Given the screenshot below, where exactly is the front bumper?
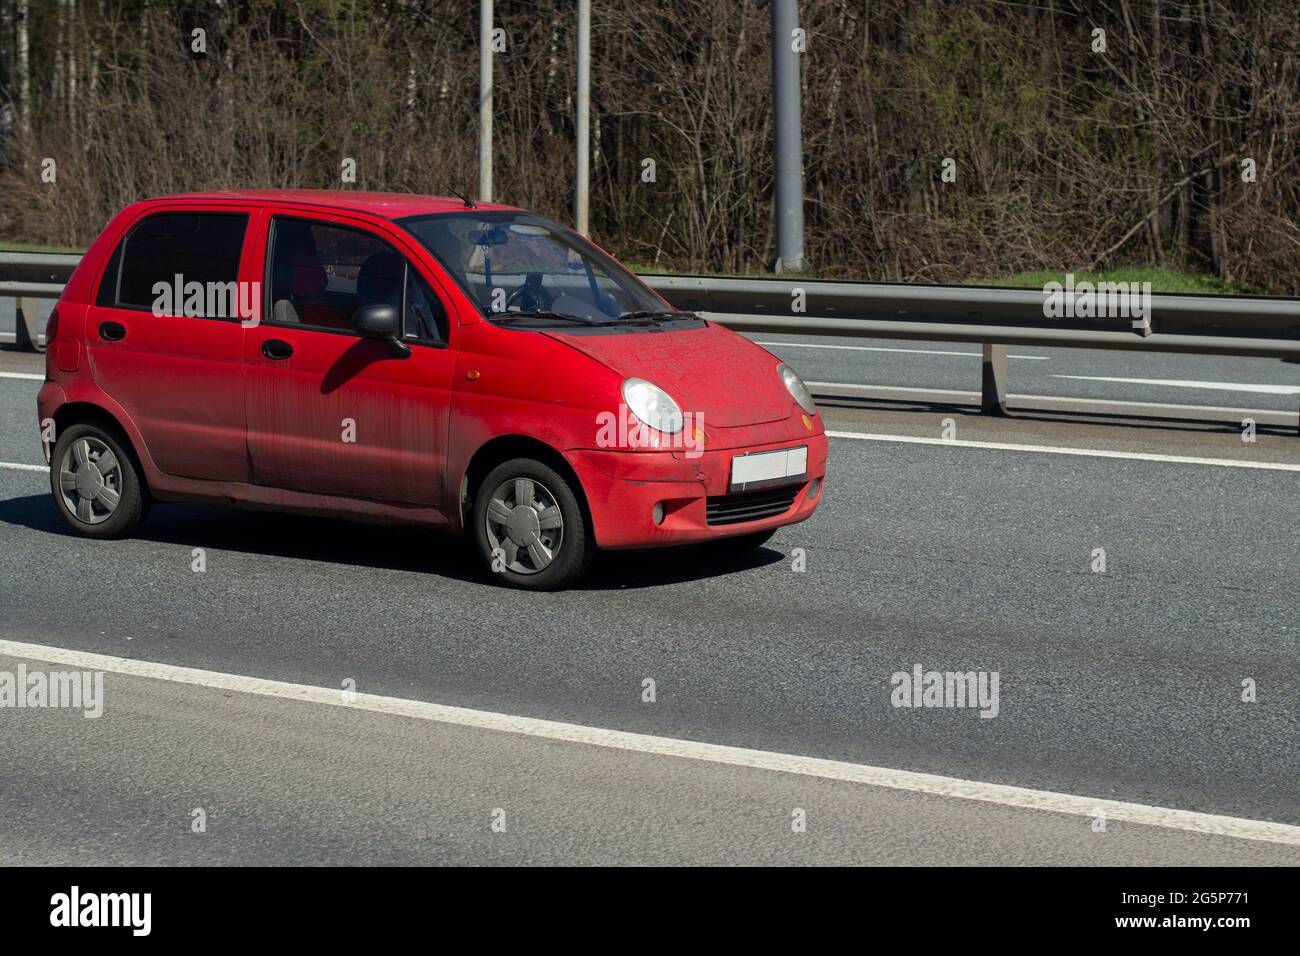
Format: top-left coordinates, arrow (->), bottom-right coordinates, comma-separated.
566,433 -> 828,549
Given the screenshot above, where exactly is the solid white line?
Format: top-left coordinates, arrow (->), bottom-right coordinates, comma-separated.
1055,374 -> 1300,395
6,432 -> 1294,479
808,381 -> 1294,418
757,340 -> 1047,359
0,371 -> 43,381
827,430 -> 1300,471
1,637 -> 1297,848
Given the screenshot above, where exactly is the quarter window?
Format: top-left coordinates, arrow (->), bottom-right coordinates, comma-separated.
95,240 -> 124,307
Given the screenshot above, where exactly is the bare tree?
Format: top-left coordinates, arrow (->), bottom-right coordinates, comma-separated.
0,0 -> 1296,293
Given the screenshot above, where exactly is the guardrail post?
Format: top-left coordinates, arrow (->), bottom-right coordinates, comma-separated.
15,296 -> 43,352
981,343 -> 1008,415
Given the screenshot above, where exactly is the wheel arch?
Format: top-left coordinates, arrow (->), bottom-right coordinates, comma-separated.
51,402 -> 151,496
459,434 -> 591,534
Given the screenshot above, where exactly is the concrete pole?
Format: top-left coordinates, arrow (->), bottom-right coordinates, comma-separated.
575,0 -> 591,235
770,0 -> 805,272
478,0 -> 493,202
15,297 -> 43,352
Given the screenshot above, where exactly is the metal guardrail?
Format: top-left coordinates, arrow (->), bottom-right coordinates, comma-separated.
0,252 -> 83,350
643,274 -> 1300,422
3,252 -> 1297,424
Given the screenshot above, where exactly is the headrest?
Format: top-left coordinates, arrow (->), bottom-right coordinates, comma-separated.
357,251 -> 403,304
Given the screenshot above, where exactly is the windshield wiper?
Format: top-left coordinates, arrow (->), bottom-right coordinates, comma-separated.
492,310 -> 608,327
616,309 -> 699,322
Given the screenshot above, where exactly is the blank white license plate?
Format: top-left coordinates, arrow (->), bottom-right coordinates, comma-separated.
729,446 -> 808,491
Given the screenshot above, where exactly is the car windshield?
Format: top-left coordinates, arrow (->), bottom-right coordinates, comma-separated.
397,210 -> 669,324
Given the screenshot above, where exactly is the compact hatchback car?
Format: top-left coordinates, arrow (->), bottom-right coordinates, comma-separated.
38,190 -> 827,589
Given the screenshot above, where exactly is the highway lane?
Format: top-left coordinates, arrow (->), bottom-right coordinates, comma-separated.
0,359 -> 43,468
2,649 -> 1295,866
0,360 -> 1296,866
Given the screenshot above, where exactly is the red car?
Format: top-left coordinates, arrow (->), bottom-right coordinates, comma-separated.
37,190 -> 827,589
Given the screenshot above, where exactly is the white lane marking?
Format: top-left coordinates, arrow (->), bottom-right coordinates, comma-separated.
757,341 -> 1046,360
6,425 -> 1296,482
1055,375 -> 1300,395
1,638 -> 1298,848
0,371 -> 43,381
809,381 -> 972,394
827,430 -> 1300,472
808,381 -> 1294,418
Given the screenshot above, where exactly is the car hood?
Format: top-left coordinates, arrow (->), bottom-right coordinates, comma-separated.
546,322 -> 793,427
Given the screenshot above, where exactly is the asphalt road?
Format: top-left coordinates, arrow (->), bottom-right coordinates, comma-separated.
0,347 -> 1296,865
4,651 -> 1296,866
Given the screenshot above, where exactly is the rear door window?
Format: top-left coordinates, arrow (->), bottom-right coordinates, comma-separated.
114,212 -> 249,317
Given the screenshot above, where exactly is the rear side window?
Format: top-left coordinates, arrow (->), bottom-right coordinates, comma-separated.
114,212 -> 248,317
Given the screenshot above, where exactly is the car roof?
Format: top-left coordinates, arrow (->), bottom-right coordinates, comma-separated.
146,189 -> 521,219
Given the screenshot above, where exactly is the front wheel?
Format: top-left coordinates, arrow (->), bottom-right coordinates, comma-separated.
472,458 -> 593,590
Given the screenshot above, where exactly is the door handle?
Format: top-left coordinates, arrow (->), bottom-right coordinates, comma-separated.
98,321 -> 126,342
262,339 -> 294,360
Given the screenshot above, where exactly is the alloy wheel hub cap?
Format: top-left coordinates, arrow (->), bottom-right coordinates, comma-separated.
59,437 -> 121,525
484,476 -> 564,575
75,465 -> 105,499
505,506 -> 541,546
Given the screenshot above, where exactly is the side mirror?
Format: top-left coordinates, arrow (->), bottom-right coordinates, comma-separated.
350,303 -> 410,358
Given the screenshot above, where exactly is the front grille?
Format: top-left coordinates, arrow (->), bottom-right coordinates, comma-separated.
706,484 -> 801,526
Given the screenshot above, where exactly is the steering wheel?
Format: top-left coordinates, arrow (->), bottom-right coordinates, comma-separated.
505,272 -> 551,313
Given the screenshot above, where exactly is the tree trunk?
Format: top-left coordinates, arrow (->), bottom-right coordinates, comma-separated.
16,0 -> 30,137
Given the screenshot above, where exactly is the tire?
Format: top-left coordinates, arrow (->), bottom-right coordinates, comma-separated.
472,458 -> 593,590
709,528 -> 777,553
50,422 -> 146,539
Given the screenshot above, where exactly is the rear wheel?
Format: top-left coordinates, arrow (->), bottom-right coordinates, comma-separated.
50,422 -> 145,539
473,458 -> 593,590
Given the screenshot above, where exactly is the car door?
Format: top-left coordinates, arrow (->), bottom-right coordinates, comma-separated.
84,206 -> 258,482
243,212 -> 456,505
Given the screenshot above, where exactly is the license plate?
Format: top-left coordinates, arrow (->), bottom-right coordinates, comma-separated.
729,446 -> 808,491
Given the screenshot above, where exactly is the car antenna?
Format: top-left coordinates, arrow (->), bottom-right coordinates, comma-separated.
449,189 -> 477,209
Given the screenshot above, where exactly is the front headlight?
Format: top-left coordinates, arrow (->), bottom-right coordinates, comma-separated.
778,363 -> 816,414
622,378 -> 684,434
